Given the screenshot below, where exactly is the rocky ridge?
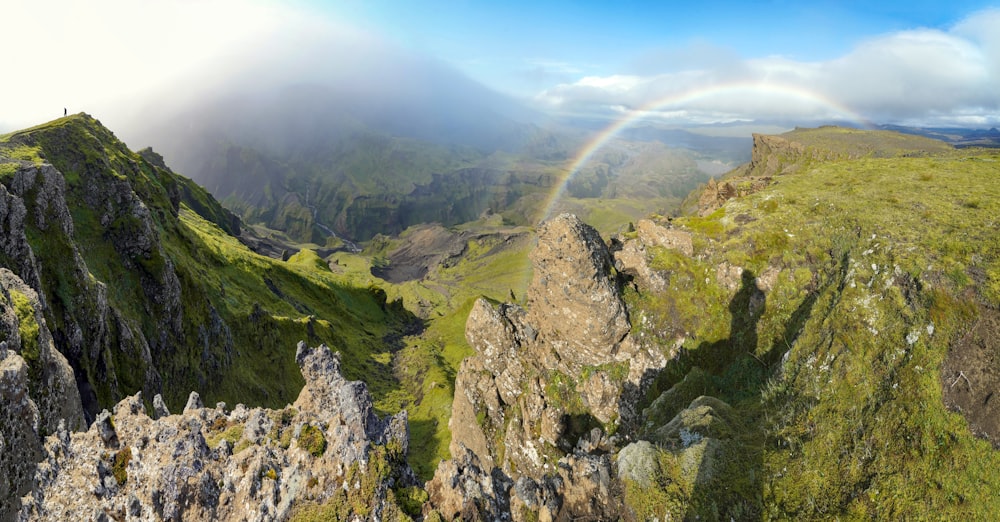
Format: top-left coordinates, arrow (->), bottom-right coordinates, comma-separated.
14,342 -> 413,521
0,114 -> 406,422
425,213 -> 704,520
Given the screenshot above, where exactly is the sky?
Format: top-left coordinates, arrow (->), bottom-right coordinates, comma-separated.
2,0 -> 999,133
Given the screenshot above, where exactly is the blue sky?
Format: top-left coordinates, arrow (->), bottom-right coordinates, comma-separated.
325,1 -> 998,96
2,0 -> 999,131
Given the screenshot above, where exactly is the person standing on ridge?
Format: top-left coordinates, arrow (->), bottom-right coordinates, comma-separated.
64,108 -> 67,116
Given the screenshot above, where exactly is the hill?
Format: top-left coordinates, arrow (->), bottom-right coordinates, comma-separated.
6,121 -> 998,519
424,127 -> 1000,519
0,113 -> 414,424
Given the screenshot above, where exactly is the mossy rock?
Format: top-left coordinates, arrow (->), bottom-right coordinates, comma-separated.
297,424 -> 327,457
112,447 -> 132,486
642,367 -> 720,431
650,396 -> 737,446
617,440 -> 660,488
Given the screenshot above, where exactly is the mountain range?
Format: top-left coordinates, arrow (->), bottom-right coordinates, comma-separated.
1,114 -> 999,520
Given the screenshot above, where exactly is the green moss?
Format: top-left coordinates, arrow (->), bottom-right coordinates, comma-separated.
0,144 -> 44,164
206,424 -> 244,449
289,442 -> 412,522
395,486 -> 429,518
0,161 -> 19,179
10,290 -> 40,365
297,424 -> 327,457
112,447 -> 132,486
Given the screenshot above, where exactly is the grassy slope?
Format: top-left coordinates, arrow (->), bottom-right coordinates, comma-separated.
329,219 -> 535,479
1,115 -> 411,412
627,136 -> 1000,518
781,126 -> 954,157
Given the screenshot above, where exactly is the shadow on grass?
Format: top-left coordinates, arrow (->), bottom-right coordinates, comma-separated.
628,267 -> 825,520
408,417 -> 445,481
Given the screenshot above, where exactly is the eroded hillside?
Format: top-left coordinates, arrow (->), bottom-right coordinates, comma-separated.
421,128 -> 1000,519
0,115 -> 417,518
3,123 -> 998,520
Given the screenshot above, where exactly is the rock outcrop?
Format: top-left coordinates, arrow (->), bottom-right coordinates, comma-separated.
0,268 -> 86,520
17,342 -> 414,521
429,214 -> 676,519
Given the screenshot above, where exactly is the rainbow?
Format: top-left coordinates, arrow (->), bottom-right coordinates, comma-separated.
540,81 -> 873,220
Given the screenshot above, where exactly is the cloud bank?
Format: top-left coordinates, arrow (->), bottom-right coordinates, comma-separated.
535,9 -> 1000,127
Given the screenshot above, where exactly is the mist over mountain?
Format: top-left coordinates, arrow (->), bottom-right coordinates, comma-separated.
123,37 -> 544,173
111,37 -> 578,243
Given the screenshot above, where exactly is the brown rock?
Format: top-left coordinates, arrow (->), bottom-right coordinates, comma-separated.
526,214 -> 630,369
636,219 -> 693,256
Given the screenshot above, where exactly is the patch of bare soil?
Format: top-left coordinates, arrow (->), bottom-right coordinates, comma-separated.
371,225 -> 469,283
942,305 -> 1000,446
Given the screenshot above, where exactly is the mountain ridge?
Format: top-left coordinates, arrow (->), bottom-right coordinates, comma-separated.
3,119 -> 999,519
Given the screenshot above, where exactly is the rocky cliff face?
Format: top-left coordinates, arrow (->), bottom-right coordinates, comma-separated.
0,267 -> 87,519
2,115 -> 414,519
425,213 -> 694,519
16,342 -> 414,521
0,114 -> 407,413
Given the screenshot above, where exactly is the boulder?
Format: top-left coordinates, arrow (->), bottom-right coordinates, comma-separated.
617,440 -> 660,488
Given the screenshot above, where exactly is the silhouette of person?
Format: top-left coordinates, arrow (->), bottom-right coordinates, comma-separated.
64,108 -> 67,116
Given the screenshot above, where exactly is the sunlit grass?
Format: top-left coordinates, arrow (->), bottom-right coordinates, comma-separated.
632,142 -> 1000,517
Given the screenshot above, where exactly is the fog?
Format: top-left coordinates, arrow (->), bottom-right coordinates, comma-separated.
3,1 -> 997,142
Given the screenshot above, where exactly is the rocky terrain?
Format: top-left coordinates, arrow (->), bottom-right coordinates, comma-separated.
0,114 -> 409,418
3,119 -> 999,520
8,342 -> 414,521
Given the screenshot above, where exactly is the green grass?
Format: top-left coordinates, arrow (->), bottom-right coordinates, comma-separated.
780,126 -> 953,158
9,289 -> 40,365
627,145 -> 1000,517
0,114 -> 414,418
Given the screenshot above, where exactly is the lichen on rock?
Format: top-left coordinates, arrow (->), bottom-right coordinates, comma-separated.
15,342 -> 416,521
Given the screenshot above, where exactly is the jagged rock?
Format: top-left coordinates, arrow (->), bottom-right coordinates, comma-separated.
17,342 -> 415,521
615,239 -> 668,293
448,356 -> 499,469
424,445 -> 512,521
94,410 -> 117,446
293,342 -> 409,461
184,391 -> 204,413
0,269 -> 86,519
0,269 -> 85,434
0,350 -> 42,521
526,214 -> 630,368
446,213 -> 677,486
464,299 -> 529,406
152,394 -> 170,419
0,182 -> 43,294
550,452 -> 622,519
636,219 -> 693,256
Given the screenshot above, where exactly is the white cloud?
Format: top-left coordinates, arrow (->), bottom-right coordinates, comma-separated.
536,9 -> 1000,127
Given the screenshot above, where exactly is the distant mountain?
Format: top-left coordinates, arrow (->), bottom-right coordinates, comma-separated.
877,124 -> 1000,148
123,66 -> 569,243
